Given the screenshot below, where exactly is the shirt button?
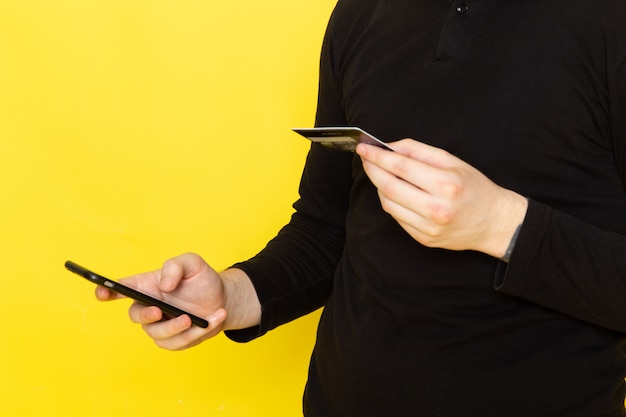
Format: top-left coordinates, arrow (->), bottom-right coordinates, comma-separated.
456,3 -> 470,14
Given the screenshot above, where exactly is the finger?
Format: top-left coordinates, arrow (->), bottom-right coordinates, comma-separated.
357,142 -> 445,194
128,302 -> 164,325
391,139 -> 455,169
144,308 -> 227,351
158,253 -> 206,293
357,138 -> 442,163
143,314 -> 193,340
379,194 -> 443,239
361,156 -> 433,214
95,285 -> 126,301
362,152 -> 463,236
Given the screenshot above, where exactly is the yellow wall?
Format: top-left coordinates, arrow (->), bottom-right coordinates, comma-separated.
0,1 -> 336,415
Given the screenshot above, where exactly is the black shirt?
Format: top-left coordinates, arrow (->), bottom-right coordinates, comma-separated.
230,1 -> 626,415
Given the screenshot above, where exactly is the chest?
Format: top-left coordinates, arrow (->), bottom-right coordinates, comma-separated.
333,0 -> 626,227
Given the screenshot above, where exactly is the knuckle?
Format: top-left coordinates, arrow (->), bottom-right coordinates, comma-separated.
439,173 -> 464,200
393,159 -> 412,179
379,179 -> 403,202
429,204 -> 453,225
441,182 -> 463,200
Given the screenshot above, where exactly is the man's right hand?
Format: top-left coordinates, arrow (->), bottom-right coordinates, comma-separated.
95,253 -> 261,351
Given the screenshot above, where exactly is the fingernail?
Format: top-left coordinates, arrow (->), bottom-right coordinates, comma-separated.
177,314 -> 192,329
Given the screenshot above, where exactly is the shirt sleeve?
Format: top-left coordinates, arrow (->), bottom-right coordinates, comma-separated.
226,14 -> 352,342
495,57 -> 626,333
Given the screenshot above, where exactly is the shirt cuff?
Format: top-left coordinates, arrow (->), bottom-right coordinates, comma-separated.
494,198 -> 551,294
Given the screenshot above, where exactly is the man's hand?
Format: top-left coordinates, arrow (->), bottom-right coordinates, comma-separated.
96,253 -> 260,350
356,139 -> 528,258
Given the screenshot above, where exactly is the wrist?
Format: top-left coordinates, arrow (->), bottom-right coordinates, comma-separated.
487,191 -> 528,259
220,268 -> 262,331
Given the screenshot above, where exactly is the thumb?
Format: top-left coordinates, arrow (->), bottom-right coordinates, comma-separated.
158,253 -> 205,293
158,259 -> 185,293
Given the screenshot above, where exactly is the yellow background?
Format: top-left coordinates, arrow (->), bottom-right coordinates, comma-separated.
0,1 -> 336,415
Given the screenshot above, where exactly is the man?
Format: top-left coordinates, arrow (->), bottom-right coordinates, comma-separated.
98,1 -> 626,415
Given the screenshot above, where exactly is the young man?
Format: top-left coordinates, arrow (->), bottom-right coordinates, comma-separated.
99,1 -> 626,415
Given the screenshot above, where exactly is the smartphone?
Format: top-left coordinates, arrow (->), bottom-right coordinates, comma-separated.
292,127 -> 395,152
65,260 -> 209,328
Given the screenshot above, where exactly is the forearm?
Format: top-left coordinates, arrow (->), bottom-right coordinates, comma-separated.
223,145 -> 352,342
496,199 -> 626,333
228,212 -> 343,337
